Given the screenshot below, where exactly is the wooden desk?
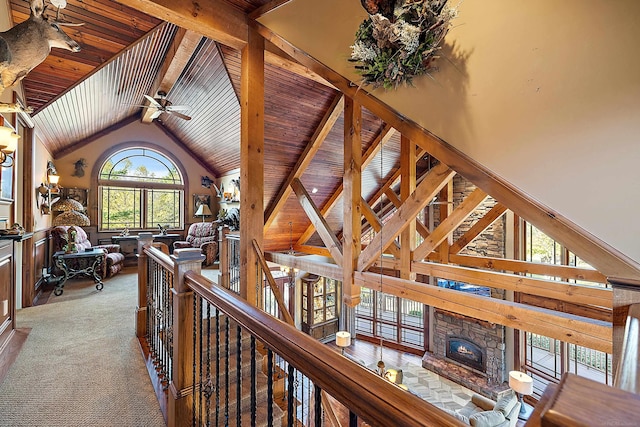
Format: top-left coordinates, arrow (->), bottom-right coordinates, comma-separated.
52,249 -> 105,296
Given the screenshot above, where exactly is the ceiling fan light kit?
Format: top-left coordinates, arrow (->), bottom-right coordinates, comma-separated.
142,91 -> 192,121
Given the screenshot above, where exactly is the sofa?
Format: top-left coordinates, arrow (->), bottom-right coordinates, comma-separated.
173,222 -> 218,266
51,226 -> 125,278
448,391 -> 521,427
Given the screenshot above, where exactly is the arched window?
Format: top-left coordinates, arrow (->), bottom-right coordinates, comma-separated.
98,148 -> 184,231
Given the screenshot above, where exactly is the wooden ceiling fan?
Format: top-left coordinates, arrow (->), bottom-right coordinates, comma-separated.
141,91 -> 191,121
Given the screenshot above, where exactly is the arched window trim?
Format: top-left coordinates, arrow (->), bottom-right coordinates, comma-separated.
91,142 -> 189,232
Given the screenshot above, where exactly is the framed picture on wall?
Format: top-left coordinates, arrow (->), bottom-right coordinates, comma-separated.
193,194 -> 210,211
63,187 -> 89,209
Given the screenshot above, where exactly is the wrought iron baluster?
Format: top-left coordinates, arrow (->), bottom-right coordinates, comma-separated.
314,384 -> 321,427
205,303 -> 211,427
267,349 -> 274,427
192,294 -> 198,427
225,316 -> 229,426
251,336 -> 256,427
215,309 -> 220,427
349,410 -> 358,427
198,296 -> 204,423
287,364 -> 294,427
236,325 -> 242,427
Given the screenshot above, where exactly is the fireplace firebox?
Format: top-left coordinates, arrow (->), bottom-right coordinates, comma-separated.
446,335 -> 485,373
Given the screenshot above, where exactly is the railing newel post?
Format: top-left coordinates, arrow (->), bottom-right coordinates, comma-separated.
219,226 -> 230,289
136,233 -> 154,338
168,248 -> 205,427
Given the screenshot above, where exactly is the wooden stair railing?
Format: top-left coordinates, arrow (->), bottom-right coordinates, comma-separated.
184,271 -> 465,427
614,302 -> 640,393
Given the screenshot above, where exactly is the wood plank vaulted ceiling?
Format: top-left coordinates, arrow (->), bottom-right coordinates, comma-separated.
10,0 -> 430,250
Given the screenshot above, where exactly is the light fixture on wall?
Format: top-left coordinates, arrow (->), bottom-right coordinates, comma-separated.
38,161 -> 61,214
195,203 -> 212,222
0,117 -> 20,167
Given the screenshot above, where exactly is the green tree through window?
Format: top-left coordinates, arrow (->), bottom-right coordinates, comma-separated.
99,148 -> 184,231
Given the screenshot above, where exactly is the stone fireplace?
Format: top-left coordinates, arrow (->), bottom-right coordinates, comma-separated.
422,309 -> 509,399
446,335 -> 485,373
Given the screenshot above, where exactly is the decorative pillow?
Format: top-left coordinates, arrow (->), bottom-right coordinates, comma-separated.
493,392 -> 518,417
469,410 -> 506,427
443,409 -> 469,424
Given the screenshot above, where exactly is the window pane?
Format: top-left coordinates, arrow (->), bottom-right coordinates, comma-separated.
147,189 -> 182,228
101,187 -> 141,230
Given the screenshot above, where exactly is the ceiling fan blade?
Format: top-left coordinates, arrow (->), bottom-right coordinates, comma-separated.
150,110 -> 163,120
143,94 -> 162,109
165,105 -> 189,112
167,111 -> 192,121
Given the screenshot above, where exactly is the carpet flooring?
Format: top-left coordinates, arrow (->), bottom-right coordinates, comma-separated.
0,268 -> 165,426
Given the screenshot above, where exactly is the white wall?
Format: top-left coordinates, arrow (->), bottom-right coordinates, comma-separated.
259,0 -> 640,265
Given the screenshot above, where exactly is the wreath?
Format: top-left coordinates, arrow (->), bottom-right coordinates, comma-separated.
350,0 -> 457,90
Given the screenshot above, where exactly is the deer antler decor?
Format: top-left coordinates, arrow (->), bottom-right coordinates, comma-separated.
0,0 -> 81,109
351,0 -> 457,90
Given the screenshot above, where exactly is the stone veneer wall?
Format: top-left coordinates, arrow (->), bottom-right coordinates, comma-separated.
433,309 -> 506,384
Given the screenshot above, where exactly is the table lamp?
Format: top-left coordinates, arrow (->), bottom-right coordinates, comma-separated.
335,331 -> 351,355
195,204 -> 212,222
509,370 -> 533,416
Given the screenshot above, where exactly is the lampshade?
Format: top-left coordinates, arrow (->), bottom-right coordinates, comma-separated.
53,210 -> 90,226
335,331 -> 351,348
509,371 -> 533,395
195,204 -> 212,217
52,197 -> 84,212
48,174 -> 60,185
0,125 -> 19,152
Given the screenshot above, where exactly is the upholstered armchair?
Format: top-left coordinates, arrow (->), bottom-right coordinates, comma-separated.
51,226 -> 125,278
448,391 -> 521,427
173,222 -> 219,266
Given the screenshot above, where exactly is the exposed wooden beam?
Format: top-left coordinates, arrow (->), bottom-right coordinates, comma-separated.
292,244 -> 331,258
117,0 -> 248,49
436,181 -> 453,263
449,254 -> 608,284
239,26 -> 264,305
297,124 -> 395,246
360,197 -> 401,258
414,188 -> 488,261
266,251 -> 342,281
450,203 -> 508,254
400,134 -> 416,280
264,94 -> 344,231
249,0 -> 295,19
264,43 -> 335,88
291,178 -> 343,266
358,163 -> 455,271
256,22 -> 640,281
252,239 -> 295,325
141,28 -> 203,123
354,271 -> 611,353
411,261 -> 612,308
343,97 -> 363,305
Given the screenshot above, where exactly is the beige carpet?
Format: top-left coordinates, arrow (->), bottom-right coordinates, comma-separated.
0,267 -> 165,426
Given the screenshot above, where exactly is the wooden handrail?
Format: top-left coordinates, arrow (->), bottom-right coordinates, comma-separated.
184,271 -> 464,427
614,303 -> 640,393
143,245 -> 173,272
252,239 -> 295,325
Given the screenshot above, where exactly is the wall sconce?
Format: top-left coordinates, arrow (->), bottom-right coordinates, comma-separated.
0,118 -> 19,167
37,161 -> 61,214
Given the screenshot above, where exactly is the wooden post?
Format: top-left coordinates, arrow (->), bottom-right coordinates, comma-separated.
167,248 -> 204,427
240,24 -> 264,306
609,277 -> 640,383
343,96 -> 362,311
400,134 -> 416,281
218,226 -> 229,288
136,232 -> 154,338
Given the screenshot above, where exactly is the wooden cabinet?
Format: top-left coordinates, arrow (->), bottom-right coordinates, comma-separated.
301,275 -> 340,342
0,240 -> 14,351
